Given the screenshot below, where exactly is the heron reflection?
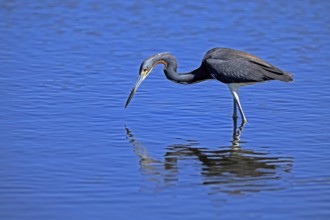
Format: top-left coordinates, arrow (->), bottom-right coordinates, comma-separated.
125,126 -> 292,195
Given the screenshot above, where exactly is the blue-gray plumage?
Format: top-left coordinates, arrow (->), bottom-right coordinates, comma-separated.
125,47 -> 293,126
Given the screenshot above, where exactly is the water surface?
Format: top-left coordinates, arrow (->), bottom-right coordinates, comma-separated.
1,0 -> 330,219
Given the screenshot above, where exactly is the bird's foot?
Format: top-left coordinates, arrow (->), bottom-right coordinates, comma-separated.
240,118 -> 247,127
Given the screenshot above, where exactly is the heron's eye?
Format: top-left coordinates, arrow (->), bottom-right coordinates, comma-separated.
143,68 -> 148,72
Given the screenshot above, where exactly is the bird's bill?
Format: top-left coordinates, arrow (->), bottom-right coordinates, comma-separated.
125,74 -> 146,108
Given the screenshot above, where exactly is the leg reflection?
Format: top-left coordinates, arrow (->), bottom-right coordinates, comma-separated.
232,116 -> 243,148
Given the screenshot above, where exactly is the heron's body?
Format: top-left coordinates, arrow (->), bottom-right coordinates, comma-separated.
125,47 -> 293,127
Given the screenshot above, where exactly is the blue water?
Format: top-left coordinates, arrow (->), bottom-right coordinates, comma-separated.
1,1 -> 330,219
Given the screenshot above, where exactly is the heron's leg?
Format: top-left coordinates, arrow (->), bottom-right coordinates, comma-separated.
234,96 -> 247,126
232,98 -> 239,139
228,84 -> 247,127
232,109 -> 239,140
232,102 -> 243,148
236,99 -> 247,123
233,98 -> 238,120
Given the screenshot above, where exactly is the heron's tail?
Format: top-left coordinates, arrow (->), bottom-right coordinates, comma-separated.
282,72 -> 294,82
259,64 -> 293,82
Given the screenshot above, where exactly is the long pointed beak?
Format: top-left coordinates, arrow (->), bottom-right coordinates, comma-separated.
125,75 -> 146,108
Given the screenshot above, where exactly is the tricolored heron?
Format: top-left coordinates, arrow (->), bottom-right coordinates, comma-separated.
125,48 -> 293,127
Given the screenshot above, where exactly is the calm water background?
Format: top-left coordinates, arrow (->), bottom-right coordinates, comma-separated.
1,0 -> 330,219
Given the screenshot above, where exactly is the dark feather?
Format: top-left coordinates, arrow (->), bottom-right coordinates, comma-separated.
202,48 -> 293,83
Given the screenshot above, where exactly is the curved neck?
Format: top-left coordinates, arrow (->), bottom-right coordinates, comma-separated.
153,53 -> 211,84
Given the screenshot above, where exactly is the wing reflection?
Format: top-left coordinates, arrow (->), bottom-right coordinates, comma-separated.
125,126 -> 293,195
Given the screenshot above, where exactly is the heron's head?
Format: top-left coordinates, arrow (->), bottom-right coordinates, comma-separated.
125,53 -> 169,108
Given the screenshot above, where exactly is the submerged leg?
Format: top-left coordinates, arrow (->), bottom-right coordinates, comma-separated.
228,84 -> 247,127
232,98 -> 239,141
232,101 -> 243,148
